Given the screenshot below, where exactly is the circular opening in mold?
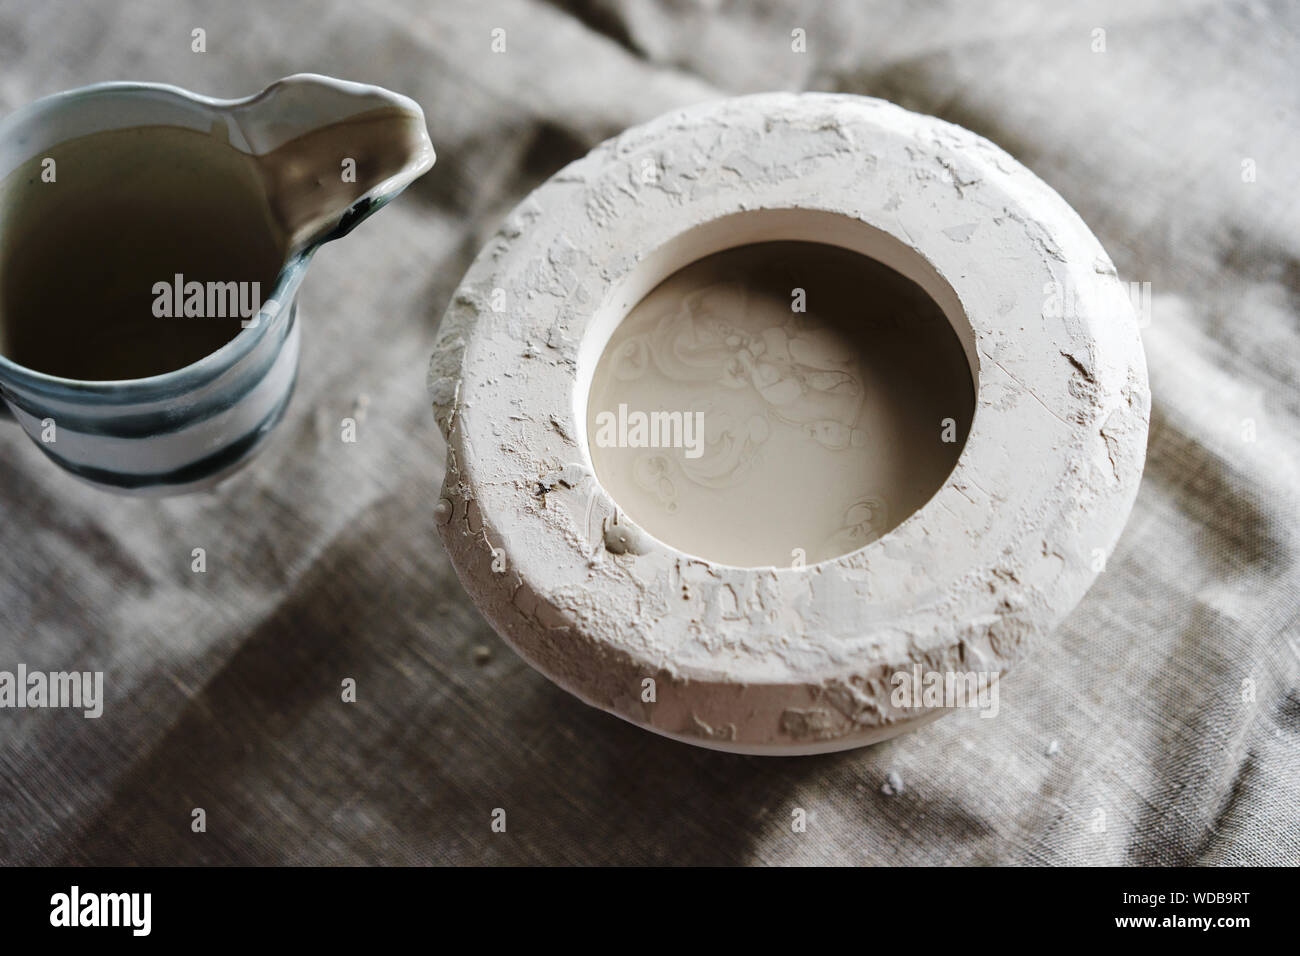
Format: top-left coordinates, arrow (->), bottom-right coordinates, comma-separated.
579,209 -> 977,569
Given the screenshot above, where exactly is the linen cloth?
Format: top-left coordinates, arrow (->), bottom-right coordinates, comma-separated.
0,0 -> 1296,866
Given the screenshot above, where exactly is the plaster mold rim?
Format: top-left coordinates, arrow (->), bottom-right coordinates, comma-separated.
428,92 -> 1150,753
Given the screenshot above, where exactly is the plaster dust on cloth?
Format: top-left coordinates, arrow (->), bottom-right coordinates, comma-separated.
0,0 -> 1296,865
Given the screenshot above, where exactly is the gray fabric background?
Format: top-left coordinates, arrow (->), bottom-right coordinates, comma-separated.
0,0 -> 1296,865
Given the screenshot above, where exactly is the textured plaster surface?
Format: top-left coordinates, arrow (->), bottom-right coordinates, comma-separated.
428,93 -> 1149,753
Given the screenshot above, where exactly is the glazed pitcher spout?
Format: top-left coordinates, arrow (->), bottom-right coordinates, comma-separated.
225,73 -> 435,251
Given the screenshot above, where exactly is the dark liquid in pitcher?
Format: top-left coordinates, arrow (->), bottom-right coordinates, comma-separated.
0,125 -> 286,381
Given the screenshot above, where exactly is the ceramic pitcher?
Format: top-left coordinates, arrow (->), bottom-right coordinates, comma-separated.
0,74 -> 434,493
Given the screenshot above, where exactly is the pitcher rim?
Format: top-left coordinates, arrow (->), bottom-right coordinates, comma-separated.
0,75 -> 433,405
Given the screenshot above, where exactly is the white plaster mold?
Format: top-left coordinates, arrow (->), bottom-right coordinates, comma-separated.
427,93 -> 1150,754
